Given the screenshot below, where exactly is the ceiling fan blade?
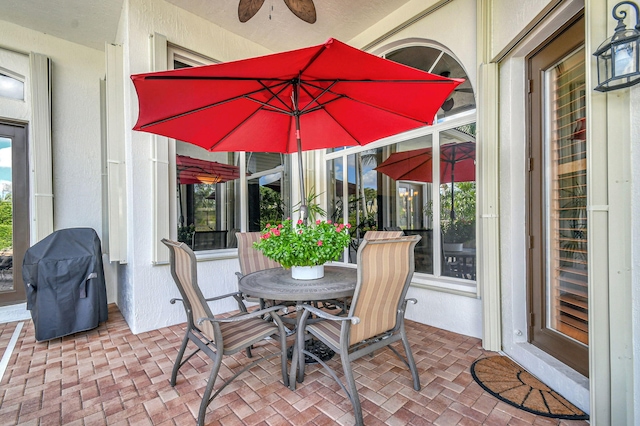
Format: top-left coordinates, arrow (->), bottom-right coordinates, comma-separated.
283,0 -> 316,24
238,0 -> 265,22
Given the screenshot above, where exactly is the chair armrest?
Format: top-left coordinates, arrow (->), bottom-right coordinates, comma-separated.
297,304 -> 360,325
170,298 -> 184,305
204,291 -> 244,303
197,305 -> 287,325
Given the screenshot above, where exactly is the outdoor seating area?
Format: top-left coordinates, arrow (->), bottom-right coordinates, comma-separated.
0,303 -> 588,425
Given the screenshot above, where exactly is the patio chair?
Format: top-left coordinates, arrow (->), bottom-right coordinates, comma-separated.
235,231 -> 283,307
161,239 -> 289,426
235,231 -> 281,278
363,230 -> 404,240
290,235 -> 422,426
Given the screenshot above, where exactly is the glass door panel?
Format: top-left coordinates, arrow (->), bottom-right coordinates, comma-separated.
544,47 -> 588,345
0,123 -> 28,306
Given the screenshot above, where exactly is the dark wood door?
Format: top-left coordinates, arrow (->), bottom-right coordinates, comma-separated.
527,15 -> 588,377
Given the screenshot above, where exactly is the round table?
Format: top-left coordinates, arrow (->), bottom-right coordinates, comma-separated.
238,265 -> 357,302
238,265 -> 357,364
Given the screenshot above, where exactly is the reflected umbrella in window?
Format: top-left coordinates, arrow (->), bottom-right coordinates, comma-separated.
375,141 -> 475,219
176,155 -> 241,185
175,155 -> 243,229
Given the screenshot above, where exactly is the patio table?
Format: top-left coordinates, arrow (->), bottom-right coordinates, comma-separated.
238,265 -> 356,302
238,265 -> 357,365
444,248 -> 476,280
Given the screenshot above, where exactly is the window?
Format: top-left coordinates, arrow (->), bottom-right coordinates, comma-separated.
326,121 -> 476,284
326,43 -> 477,290
168,48 -> 291,252
0,72 -> 24,101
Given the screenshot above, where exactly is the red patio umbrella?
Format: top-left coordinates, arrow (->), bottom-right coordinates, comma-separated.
375,142 -> 475,219
176,155 -> 241,185
131,38 -> 462,218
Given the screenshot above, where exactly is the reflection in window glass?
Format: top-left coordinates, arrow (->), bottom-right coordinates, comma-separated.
381,136 -> 434,274
0,73 -> 24,100
327,157 -> 345,262
176,145 -> 239,250
247,152 -> 289,232
344,150 -> 381,263
326,124 -> 477,281
439,125 -> 476,280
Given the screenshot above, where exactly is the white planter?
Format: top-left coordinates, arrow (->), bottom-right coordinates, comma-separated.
291,265 -> 325,280
443,242 -> 463,252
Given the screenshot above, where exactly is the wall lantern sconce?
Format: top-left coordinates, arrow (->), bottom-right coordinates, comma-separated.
594,1 -> 640,91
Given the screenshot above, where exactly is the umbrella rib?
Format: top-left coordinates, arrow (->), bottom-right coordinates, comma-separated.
299,80 -> 434,124
297,81 -> 339,113
255,79 -> 294,114
138,81 -> 291,129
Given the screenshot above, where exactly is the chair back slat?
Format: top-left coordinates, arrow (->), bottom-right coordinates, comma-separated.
162,239 -> 216,341
363,230 -> 404,240
349,236 -> 419,346
236,232 -> 281,275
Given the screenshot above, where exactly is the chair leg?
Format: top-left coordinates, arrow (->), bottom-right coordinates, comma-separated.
341,352 -> 364,426
288,340 -> 299,390
400,328 -> 421,391
296,328 -> 306,384
197,353 -> 223,426
171,330 -> 191,386
278,330 -> 289,388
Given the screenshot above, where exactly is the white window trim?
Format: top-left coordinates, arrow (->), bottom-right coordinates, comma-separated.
105,44 -> 127,263
29,53 -> 54,244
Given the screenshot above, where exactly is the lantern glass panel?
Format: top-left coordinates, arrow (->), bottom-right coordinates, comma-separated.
613,42 -> 637,77
598,49 -> 612,82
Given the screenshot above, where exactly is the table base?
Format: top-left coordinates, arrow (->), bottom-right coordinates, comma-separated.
287,339 -> 335,364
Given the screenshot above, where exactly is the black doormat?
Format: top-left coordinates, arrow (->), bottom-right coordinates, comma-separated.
470,356 -> 588,420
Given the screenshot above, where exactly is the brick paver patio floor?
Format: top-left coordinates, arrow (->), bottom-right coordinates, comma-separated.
0,304 -> 589,425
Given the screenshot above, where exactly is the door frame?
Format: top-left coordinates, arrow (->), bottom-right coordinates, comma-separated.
0,121 -> 29,306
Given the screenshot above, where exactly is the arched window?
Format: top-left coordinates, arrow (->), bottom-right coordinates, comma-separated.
385,44 -> 475,119
325,42 -> 477,292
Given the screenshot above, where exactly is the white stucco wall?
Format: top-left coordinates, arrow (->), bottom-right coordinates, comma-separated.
491,0 -> 555,58
119,0 -> 273,333
405,287 -> 482,338
0,19 -> 118,309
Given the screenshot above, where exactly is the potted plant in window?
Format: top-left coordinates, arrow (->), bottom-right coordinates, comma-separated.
254,218 -> 351,280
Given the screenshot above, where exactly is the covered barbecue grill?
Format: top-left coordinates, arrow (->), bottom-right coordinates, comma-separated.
22,228 -> 108,341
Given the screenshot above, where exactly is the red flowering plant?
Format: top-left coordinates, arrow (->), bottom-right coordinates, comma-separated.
253,218 -> 351,269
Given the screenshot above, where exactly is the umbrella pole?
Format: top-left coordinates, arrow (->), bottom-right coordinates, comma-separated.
293,78 -> 308,223
296,128 -> 308,222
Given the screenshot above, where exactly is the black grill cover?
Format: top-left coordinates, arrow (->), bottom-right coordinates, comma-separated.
22,228 -> 108,341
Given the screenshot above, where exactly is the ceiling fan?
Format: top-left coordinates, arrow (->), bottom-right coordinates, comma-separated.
238,0 -> 316,24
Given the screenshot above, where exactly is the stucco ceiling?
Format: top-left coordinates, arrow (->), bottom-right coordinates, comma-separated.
0,0 -> 413,52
